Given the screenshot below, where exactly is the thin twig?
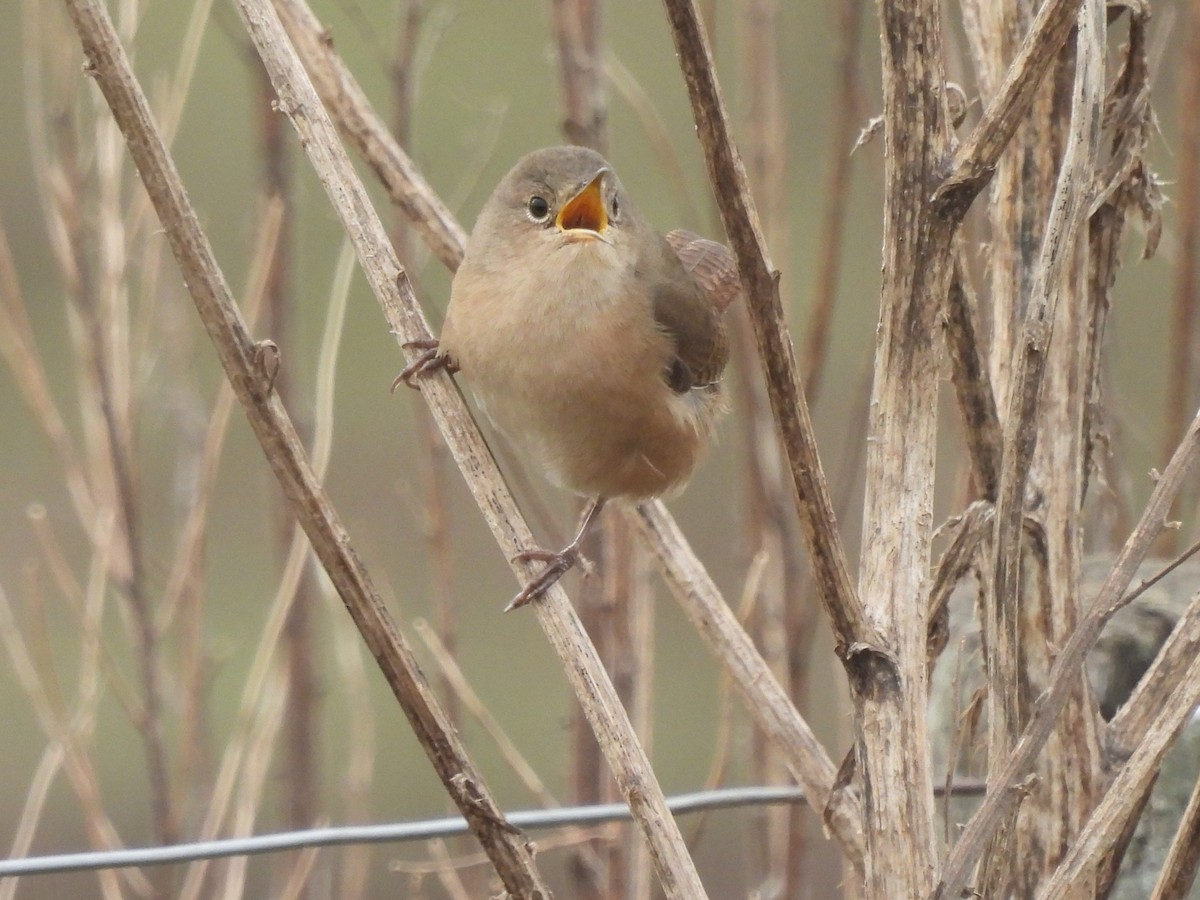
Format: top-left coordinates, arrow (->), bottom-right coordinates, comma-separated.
1163,0 -> 1200,546
802,0 -> 863,402
1038,651 -> 1200,899
630,501 -> 864,869
659,0 -> 870,658
59,2 -> 551,895
272,0 -> 466,271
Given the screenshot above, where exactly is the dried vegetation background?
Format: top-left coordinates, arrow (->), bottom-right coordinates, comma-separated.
1,0 -> 1200,897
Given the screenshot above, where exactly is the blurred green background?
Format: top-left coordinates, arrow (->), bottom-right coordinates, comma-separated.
0,1 -> 1191,897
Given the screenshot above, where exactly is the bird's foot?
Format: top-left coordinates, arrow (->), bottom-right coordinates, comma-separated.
506,546 -> 590,612
505,498 -> 606,611
391,339 -> 457,391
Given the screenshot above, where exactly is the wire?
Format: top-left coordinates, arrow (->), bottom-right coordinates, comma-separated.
1,779 -> 988,878
0,785 -> 805,877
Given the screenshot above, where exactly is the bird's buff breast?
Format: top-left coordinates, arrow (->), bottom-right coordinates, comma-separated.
441,255 -> 721,499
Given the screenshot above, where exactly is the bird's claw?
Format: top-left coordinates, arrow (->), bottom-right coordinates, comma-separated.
506,547 -> 588,611
392,339 -> 457,391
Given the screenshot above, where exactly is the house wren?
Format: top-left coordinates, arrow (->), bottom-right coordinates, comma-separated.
401,146 -> 739,608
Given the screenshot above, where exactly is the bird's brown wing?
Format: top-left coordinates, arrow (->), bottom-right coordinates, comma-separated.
665,229 -> 741,314
648,230 -> 738,392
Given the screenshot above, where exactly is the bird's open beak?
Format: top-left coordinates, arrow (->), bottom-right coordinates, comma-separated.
556,169 -> 609,241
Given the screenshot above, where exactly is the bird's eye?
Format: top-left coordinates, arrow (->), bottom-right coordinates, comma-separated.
610,195 -> 621,220
527,196 -> 551,222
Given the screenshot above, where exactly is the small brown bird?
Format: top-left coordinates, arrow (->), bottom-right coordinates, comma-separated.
402,146 -> 739,608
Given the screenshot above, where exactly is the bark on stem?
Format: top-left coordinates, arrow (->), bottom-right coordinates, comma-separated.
59,0 -> 550,894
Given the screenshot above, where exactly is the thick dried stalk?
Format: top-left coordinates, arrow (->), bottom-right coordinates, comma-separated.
979,1 -> 1104,885
232,1 -> 707,896
854,0 -> 956,889
934,400 -> 1200,899
59,1 -> 550,895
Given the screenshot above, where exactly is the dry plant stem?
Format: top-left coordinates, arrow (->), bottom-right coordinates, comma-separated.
802,0 -> 863,402
549,0 -> 607,152
927,501 -> 995,665
1108,582 -> 1200,759
254,48 -> 322,843
547,5 -> 615,892
979,2 -> 1103,884
59,2 -> 550,896
733,0 -> 791,888
850,0 -> 959,889
659,0 -> 869,655
1038,648 -> 1200,899
268,8 -> 759,891
631,501 -> 865,870
933,0 -> 1085,214
1163,0 -> 1200,535
933,402 -> 1200,900
233,1 -> 706,896
1150,759 -> 1200,900
271,0 -> 466,271
943,249 -> 1001,500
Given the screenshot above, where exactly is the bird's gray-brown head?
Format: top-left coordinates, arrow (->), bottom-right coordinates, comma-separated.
467,146 -> 644,266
